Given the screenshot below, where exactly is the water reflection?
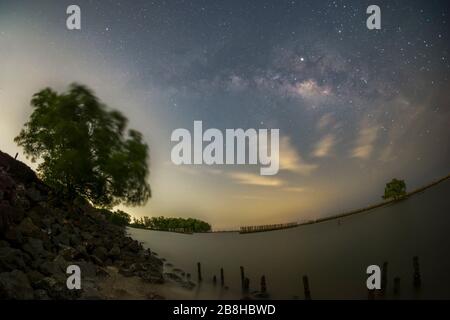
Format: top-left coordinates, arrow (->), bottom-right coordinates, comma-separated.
128,179 -> 450,299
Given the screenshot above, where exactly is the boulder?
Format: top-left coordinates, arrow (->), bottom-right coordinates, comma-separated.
0,246 -> 26,271
90,255 -> 104,266
108,245 -> 121,258
53,255 -> 68,272
81,232 -> 93,241
164,272 -> 183,283
39,261 -> 61,276
17,217 -> 40,237
4,227 -> 24,245
93,246 -> 108,261
35,277 -> 73,300
25,186 -> 44,203
0,170 -> 16,201
53,232 -> 71,246
60,246 -> 80,260
141,270 -> 164,284
76,261 -> 97,278
26,270 -> 45,287
34,289 -> 50,300
128,240 -> 141,253
0,270 -> 34,299
0,150 -> 38,184
69,234 -> 81,247
22,238 -> 47,259
0,202 -> 16,234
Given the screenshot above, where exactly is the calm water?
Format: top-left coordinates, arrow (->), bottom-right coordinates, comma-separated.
128,179 -> 450,299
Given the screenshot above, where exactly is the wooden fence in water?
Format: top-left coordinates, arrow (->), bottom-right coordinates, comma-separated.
239,222 -> 299,233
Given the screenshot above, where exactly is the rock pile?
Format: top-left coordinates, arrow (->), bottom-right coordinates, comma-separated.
0,150 -> 163,299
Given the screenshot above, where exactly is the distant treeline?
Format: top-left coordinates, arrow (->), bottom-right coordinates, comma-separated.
130,216 -> 211,233
100,209 -> 211,233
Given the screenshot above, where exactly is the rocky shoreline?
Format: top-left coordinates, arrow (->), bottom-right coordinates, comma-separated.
0,150 -> 165,299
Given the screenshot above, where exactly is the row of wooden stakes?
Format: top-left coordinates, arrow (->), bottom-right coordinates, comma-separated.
196,262 -> 310,299
196,256 -> 422,299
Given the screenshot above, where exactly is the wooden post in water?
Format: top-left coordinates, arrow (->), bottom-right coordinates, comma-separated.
213,275 -> 217,285
302,275 -> 311,300
367,289 -> 375,300
240,266 -> 245,290
413,256 -> 421,289
220,268 -> 225,287
393,277 -> 400,296
243,277 -> 250,294
197,262 -> 202,282
381,262 -> 388,297
260,275 -> 267,294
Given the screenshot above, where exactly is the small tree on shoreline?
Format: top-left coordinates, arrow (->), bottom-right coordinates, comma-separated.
382,178 -> 407,200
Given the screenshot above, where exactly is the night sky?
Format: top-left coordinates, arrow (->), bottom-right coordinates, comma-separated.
1,0 -> 449,229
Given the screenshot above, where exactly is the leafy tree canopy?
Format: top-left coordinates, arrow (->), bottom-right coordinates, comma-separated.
382,178 -> 407,200
100,209 -> 132,226
15,83 -> 151,207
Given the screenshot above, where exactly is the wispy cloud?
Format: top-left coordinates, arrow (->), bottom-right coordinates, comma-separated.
379,143 -> 396,162
283,187 -> 306,192
313,134 -> 336,158
171,164 -> 223,176
227,136 -> 317,187
232,194 -> 270,200
351,122 -> 378,159
280,136 -> 318,175
317,113 -> 334,130
229,172 -> 284,187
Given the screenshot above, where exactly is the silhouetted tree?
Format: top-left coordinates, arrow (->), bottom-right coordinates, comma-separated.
15,84 -> 151,207
382,178 -> 407,200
